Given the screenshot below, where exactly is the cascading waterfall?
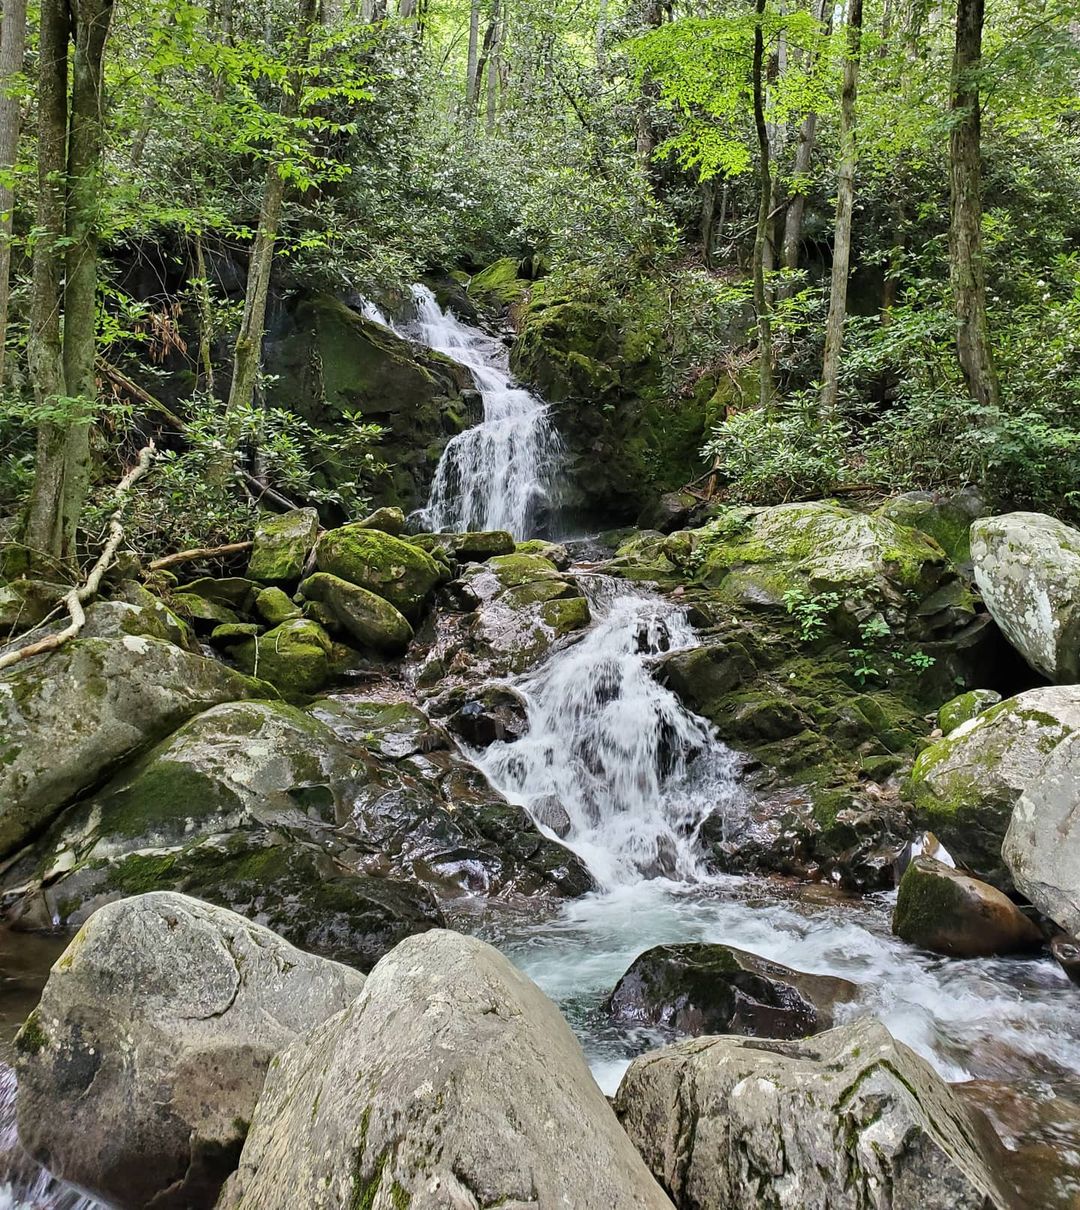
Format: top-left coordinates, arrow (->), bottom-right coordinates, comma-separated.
375,286 -> 561,538
475,576 -> 744,889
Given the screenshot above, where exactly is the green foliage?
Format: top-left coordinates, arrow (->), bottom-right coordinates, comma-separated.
782,587 -> 842,642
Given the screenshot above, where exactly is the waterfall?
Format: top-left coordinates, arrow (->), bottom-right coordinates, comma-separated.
475,577 -> 744,888
397,286 -> 560,539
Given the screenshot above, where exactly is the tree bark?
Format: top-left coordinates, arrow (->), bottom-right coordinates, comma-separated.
221,0 -> 319,471
0,0 -> 27,389
465,0 -> 480,118
23,0 -> 72,564
948,0 -> 999,412
820,0 -> 863,415
752,0 -> 773,410
484,0 -> 500,135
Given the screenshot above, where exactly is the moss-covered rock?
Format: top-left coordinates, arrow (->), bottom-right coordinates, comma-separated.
467,256 -> 530,305
248,508 -> 320,584
937,688 -> 1002,735
254,586 -> 302,626
893,856 -> 1042,957
876,487 -> 989,569
607,942 -> 858,1039
263,294 -> 472,512
232,618 -> 334,699
169,592 -> 240,632
210,622 -> 262,647
411,530 -> 516,563
299,573 -> 413,653
514,539 -> 570,569
315,525 -> 442,619
906,686 -> 1080,888
354,506 -> 406,536
177,576 -> 259,610
0,637 -> 269,857
0,578 -> 65,637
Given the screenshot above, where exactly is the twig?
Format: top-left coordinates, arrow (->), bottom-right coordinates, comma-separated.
146,540 -> 254,572
0,444 -> 157,672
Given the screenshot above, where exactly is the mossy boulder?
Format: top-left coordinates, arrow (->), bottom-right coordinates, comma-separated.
247,508 -> 319,584
169,592 -> 240,632
906,686 -> 1080,888
607,943 -> 858,1039
467,256 -> 530,305
353,505 -> 406,536
876,487 -> 989,569
177,576 -> 259,610
0,577 -> 66,637
972,510 -> 1080,682
209,622 -> 262,648
514,539 -> 571,568
893,856 -> 1042,957
254,586 -> 302,626
688,501 -> 951,611
411,530 -> 516,563
0,636 -> 269,858
232,618 -> 334,699
315,525 -> 442,619
937,688 -> 1002,735
299,572 -> 413,653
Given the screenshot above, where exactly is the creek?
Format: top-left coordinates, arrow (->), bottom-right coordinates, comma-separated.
2,291 -> 1079,1207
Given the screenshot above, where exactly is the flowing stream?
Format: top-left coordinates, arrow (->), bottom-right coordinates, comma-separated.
367,286 -> 560,538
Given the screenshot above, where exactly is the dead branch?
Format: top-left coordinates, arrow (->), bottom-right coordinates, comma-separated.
0,443 -> 157,672
146,540 -> 254,572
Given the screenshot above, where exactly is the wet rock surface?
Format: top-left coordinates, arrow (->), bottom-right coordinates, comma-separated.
607,942 -> 859,1039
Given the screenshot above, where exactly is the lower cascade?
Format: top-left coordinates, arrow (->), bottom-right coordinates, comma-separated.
368,286 -> 561,539
476,576 -> 743,888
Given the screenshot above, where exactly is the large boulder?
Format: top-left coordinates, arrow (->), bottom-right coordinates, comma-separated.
1003,728 -> 1080,935
614,1017 -> 1010,1210
247,508 -> 320,584
230,617 -> 334,698
893,856 -> 1043,957
2,699 -> 444,967
218,930 -> 673,1210
906,686 -> 1080,888
608,943 -> 858,1039
690,501 -> 954,612
299,572 -> 413,652
16,892 -> 365,1210
0,636 -> 267,858
971,511 -> 1080,681
315,524 -> 443,619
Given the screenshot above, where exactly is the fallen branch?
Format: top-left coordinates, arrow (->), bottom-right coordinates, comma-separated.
0,444 -> 157,672
147,540 -> 254,572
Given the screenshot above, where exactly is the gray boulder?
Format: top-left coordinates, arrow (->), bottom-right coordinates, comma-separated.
299,571 -> 413,652
0,636 -> 267,857
16,892 -> 364,1210
615,1017 -> 1010,1210
971,511 -> 1080,681
906,685 -> 1080,888
1003,728 -> 1080,935
218,929 -> 673,1210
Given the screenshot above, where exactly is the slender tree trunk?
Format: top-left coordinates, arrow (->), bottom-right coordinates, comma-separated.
779,0 -> 830,287
23,0 -> 72,564
485,0 -> 500,134
752,0 -> 773,410
465,0 -> 480,118
221,0 -> 319,471
948,0 -> 999,412
635,0 -> 665,176
820,0 -> 863,414
0,0 -> 27,389
193,230 -> 216,393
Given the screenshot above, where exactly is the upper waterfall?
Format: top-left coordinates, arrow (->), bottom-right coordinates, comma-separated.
393,285 -> 561,539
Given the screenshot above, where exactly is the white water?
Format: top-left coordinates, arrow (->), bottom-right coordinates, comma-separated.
366,286 -> 561,538
476,577 -> 743,888
470,573 -> 1080,1101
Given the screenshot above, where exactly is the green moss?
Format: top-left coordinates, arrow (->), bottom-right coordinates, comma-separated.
893,859 -> 966,943
106,852 -> 180,893
315,526 -> 442,619
467,257 -> 528,304
15,1009 -> 47,1056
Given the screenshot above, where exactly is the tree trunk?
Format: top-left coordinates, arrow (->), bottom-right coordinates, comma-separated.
221,0 -> 319,471
779,0 -> 831,287
948,0 -> 999,412
751,0 -> 773,410
0,0 -> 27,389
485,0 -> 500,135
465,0 -> 480,117
23,0 -> 72,565
820,0 -> 863,415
